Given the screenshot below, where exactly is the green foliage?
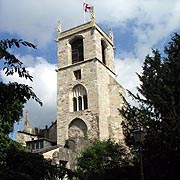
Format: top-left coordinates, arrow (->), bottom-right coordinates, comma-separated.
120,33 -> 180,179
76,140 -> 132,180
0,38 -> 46,178
0,38 -> 42,134
0,82 -> 42,135
0,38 -> 76,180
0,39 -> 36,80
0,141 -> 74,180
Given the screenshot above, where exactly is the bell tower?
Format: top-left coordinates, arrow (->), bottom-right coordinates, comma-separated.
56,15 -> 125,146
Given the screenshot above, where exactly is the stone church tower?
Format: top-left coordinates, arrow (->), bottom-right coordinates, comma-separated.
16,11 -> 126,168
56,13 -> 125,147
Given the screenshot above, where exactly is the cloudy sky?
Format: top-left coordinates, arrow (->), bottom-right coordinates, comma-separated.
0,0 -> 180,135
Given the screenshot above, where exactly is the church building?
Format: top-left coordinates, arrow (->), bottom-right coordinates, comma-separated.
17,7 -> 125,168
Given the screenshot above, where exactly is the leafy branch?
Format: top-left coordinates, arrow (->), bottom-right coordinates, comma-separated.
0,39 -> 36,80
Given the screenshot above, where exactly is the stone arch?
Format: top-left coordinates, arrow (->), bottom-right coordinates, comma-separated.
68,118 -> 88,139
69,34 -> 84,44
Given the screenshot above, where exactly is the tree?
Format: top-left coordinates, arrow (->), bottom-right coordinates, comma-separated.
121,33 -> 180,180
0,141 -> 75,180
0,38 -> 42,133
0,39 -> 76,180
76,139 -> 133,180
0,38 -> 42,159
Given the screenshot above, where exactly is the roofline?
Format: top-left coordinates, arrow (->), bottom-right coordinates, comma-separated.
17,131 -> 38,137
32,145 -> 60,154
26,138 -> 57,144
57,21 -> 114,47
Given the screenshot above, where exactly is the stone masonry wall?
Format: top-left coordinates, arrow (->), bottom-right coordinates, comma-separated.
108,76 -> 125,142
57,22 -> 124,146
57,60 -> 100,146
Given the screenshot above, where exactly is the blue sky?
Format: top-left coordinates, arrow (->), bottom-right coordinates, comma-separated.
0,0 -> 180,137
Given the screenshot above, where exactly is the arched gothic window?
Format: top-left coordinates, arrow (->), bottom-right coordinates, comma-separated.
72,84 -> 88,111
70,37 -> 84,64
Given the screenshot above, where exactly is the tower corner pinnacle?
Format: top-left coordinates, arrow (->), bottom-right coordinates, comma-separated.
24,111 -> 32,133
109,27 -> 114,43
90,6 -> 95,24
57,20 -> 62,40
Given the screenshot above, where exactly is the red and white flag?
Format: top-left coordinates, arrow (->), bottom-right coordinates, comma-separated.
83,2 -> 91,12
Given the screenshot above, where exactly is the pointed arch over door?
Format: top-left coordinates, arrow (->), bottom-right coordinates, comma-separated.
68,118 -> 88,139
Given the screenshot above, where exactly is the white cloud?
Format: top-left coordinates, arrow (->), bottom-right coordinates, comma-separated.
1,0 -> 180,50
0,0 -> 84,47
115,54 -> 144,108
1,56 -> 57,128
1,0 -> 180,130
115,56 -> 142,95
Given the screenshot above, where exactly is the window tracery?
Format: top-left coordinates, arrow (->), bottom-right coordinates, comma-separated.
72,85 -> 88,111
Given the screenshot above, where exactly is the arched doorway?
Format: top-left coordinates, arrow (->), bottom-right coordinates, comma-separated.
68,118 -> 87,139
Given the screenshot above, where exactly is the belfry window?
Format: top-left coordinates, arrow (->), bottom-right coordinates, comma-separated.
101,40 -> 106,64
72,85 -> 88,111
71,38 -> 84,64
